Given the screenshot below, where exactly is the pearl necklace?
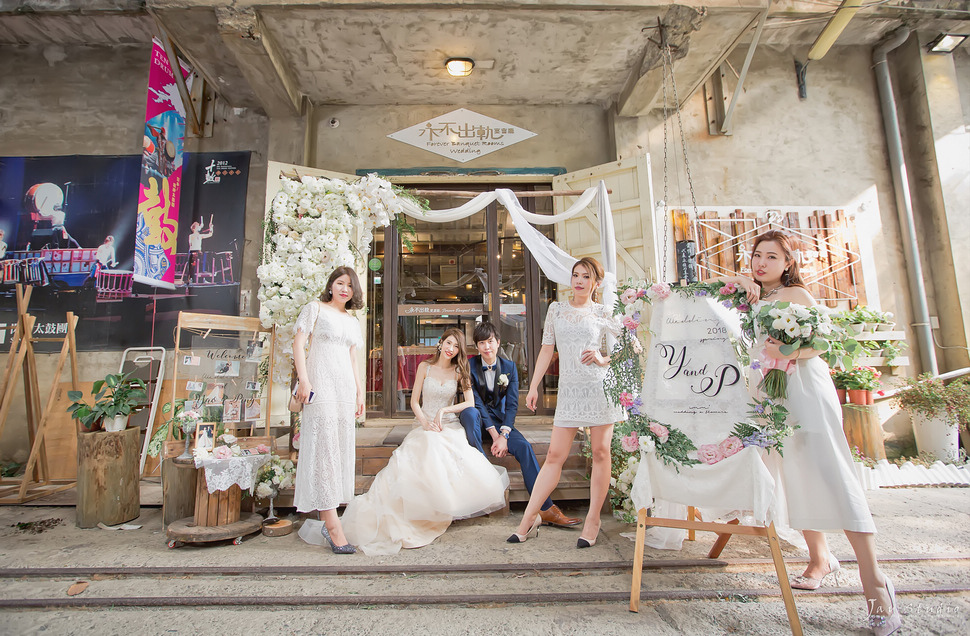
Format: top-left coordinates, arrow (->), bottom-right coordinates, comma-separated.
760,285 -> 784,300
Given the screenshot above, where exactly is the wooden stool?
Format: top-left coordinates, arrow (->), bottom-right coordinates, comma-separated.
76,427 -> 140,528
842,404 -> 887,460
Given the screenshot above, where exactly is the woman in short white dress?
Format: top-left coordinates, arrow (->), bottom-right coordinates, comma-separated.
509,257 -> 624,547
723,230 -> 899,635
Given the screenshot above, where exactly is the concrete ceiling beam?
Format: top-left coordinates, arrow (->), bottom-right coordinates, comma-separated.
214,6 -> 303,117
616,7 -> 763,117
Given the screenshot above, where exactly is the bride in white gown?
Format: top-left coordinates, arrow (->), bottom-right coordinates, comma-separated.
341,328 -> 509,556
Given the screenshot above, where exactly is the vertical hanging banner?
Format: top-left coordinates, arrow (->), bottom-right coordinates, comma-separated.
135,38 -> 192,289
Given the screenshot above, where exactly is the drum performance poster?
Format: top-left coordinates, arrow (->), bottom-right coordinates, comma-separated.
0,152 -> 250,351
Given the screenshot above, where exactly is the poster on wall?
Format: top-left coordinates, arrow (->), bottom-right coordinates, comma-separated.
0,151 -> 250,351
135,38 -> 193,289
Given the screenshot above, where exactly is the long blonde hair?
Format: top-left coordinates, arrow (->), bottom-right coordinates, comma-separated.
428,327 -> 471,391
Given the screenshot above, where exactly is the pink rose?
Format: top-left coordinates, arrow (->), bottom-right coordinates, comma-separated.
620,431 -> 640,453
720,282 -> 738,295
620,289 -> 638,305
256,444 -> 271,454
622,315 -> 639,331
718,436 -> 744,458
212,445 -> 233,460
619,392 -> 634,408
648,422 -> 669,444
697,444 -> 725,465
648,282 -> 671,300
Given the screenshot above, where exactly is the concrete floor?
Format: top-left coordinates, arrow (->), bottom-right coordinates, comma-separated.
0,487 -> 968,635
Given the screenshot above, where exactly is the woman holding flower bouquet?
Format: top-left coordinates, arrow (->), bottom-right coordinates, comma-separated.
723,230 -> 899,635
291,266 -> 366,555
510,257 -> 624,548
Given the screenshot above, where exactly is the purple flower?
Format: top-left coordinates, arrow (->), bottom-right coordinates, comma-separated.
722,300 -> 733,308
738,303 -> 751,312
754,404 -> 765,414
695,290 -> 709,297
629,405 -> 641,416
743,431 -> 771,448
624,359 -> 636,370
750,360 -> 762,371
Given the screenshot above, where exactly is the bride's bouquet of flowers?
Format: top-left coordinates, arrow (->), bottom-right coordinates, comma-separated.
752,301 -> 843,399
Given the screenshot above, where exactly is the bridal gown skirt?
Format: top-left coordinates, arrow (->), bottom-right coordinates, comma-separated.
765,355 -> 876,534
341,424 -> 510,556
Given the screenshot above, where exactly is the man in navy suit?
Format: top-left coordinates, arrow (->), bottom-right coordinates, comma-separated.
459,322 -> 580,529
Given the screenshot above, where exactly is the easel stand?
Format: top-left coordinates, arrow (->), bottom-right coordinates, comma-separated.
0,284 -> 80,504
629,507 -> 803,636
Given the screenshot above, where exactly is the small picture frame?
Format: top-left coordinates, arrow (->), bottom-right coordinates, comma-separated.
194,422 -> 215,452
245,339 -> 263,362
214,360 -> 240,377
245,381 -> 261,392
182,355 -> 201,367
244,398 -> 261,421
223,398 -> 241,423
204,383 -> 225,406
186,380 -> 205,392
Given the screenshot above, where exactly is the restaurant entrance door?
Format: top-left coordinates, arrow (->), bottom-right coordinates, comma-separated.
365,184 -> 560,418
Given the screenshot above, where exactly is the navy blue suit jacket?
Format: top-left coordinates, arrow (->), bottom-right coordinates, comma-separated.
468,355 -> 518,431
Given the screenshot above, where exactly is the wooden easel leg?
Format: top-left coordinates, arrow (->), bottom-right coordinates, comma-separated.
629,507 -> 648,613
687,506 -> 696,541
766,522 -> 803,636
708,518 -> 740,559
0,316 -> 36,440
18,314 -> 79,502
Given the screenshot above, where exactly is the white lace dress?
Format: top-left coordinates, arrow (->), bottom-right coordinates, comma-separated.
542,301 -> 625,428
292,302 -> 362,513
751,301 -> 876,533
341,375 -> 510,556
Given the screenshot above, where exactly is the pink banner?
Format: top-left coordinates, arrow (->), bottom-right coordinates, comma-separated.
135,38 -> 192,288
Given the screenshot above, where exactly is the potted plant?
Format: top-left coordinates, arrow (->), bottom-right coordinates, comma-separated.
893,374 -> 970,462
67,372 -> 148,433
843,366 -> 882,405
830,368 -> 849,404
881,340 -> 907,366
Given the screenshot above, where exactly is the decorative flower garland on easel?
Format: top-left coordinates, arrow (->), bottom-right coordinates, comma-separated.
257,173 -> 423,381
605,281 -> 798,461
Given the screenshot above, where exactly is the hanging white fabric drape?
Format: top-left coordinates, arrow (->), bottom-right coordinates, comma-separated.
398,184 -> 617,311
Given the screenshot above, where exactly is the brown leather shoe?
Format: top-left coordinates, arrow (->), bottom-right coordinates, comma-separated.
539,504 -> 582,528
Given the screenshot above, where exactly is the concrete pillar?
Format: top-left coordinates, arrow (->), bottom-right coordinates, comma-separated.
893,34 -> 970,372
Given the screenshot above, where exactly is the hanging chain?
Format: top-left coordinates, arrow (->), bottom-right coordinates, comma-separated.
660,43 -> 671,282
666,43 -> 699,223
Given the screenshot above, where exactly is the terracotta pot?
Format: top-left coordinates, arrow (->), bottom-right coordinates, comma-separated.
836,389 -> 847,404
866,390 -> 875,405
847,389 -> 870,405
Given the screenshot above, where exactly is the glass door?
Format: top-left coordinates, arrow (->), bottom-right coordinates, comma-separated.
366,183 -> 559,417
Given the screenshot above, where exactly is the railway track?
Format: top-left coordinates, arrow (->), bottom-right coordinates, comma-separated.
1,555 -> 967,610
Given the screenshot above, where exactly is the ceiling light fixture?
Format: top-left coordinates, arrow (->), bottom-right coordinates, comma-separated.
445,58 -> 475,77
927,33 -> 968,54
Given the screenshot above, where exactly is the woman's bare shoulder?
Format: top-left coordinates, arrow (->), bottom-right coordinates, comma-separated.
779,286 -> 816,307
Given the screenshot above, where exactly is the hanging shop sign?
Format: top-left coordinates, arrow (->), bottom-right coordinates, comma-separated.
388,108 -> 536,163
398,303 -> 484,316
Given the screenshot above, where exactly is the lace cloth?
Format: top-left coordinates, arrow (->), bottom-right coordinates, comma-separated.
194,454 -> 270,493
542,301 -> 625,427
293,302 -> 362,512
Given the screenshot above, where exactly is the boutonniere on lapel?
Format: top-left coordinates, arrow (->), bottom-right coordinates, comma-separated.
497,373 -> 509,388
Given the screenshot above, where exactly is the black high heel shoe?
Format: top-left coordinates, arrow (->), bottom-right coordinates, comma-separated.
577,529 -> 600,548
507,514 -> 541,543
321,524 -> 357,555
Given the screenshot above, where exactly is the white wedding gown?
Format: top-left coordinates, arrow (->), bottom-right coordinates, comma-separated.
341,376 -> 510,556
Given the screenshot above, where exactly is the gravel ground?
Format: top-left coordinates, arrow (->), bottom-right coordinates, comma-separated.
0,487 -> 967,635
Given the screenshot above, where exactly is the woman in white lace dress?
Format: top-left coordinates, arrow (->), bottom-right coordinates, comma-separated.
292,266 -> 365,554
341,328 -> 509,556
510,257 -> 624,547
